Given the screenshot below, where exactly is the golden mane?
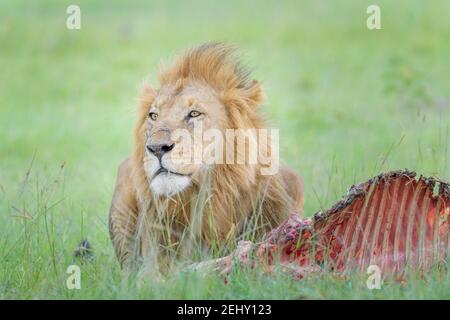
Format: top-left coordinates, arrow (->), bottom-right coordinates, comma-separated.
159,43 -> 250,91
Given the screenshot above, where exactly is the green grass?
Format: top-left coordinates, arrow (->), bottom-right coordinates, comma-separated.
1,0 -> 450,299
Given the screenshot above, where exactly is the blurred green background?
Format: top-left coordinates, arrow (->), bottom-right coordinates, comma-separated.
1,0 -> 449,299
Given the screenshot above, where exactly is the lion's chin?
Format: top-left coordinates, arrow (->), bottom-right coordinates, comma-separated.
150,173 -> 191,197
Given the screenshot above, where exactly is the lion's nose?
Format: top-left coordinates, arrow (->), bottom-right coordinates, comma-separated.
146,143 -> 175,160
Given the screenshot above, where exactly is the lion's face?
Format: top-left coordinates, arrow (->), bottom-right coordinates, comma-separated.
143,82 -> 227,197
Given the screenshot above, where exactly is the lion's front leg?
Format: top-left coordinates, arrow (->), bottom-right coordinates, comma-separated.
109,158 -> 139,270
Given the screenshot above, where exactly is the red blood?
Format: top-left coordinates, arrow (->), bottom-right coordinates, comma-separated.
211,171 -> 450,279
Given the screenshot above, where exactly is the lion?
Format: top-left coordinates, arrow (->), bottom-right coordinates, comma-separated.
109,43 -> 304,271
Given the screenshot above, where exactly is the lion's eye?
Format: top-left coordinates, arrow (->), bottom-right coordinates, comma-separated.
149,112 -> 158,121
188,110 -> 201,118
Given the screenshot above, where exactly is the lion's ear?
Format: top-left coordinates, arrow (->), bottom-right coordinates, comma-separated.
241,80 -> 264,109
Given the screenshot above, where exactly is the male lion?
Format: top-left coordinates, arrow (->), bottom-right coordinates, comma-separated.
109,43 -> 304,271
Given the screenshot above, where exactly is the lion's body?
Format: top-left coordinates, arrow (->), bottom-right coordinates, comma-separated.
109,43 -> 304,270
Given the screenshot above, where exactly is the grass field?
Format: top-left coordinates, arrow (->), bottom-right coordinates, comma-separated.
1,0 -> 450,299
